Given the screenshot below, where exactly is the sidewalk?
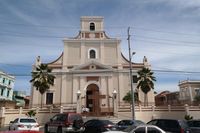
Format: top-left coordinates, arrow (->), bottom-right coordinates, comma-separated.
0,126 -> 8,131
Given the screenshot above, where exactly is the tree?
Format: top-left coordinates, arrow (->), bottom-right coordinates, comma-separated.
137,67 -> 156,106
30,64 -> 55,108
123,91 -> 138,104
194,95 -> 200,102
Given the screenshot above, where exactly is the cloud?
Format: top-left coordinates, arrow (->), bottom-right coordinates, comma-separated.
0,1 -> 41,25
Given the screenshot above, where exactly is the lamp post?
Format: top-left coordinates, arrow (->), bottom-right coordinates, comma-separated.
112,89 -> 117,116
127,27 -> 135,120
76,90 -> 81,113
77,90 -> 81,99
113,89 -> 117,99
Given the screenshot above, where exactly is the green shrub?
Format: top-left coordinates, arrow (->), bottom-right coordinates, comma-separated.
184,114 -> 193,121
26,110 -> 36,117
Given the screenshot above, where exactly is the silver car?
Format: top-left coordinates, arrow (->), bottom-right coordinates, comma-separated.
9,117 -> 39,131
103,125 -> 167,133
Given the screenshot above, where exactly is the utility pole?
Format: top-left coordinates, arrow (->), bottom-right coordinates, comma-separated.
127,27 -> 135,120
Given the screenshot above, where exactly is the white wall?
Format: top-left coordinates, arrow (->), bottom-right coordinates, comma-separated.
1,105 -> 200,127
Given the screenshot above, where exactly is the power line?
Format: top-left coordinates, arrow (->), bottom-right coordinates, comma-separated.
132,35 -> 200,45
133,39 -> 200,48
0,32 -> 64,39
0,62 -> 31,67
7,69 -> 200,77
1,31 -> 200,48
0,21 -> 200,37
0,21 -> 79,29
153,69 -> 200,74
130,27 -> 200,37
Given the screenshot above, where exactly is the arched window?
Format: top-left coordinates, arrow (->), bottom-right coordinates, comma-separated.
90,50 -> 96,59
90,22 -> 95,31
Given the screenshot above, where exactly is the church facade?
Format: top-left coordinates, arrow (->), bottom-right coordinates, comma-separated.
30,16 -> 155,116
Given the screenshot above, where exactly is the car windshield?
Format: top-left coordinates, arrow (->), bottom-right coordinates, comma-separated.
135,120 -> 145,126
69,114 -> 82,122
20,118 -> 36,123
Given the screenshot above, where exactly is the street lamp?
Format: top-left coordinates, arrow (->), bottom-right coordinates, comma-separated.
112,89 -> 117,116
128,27 -> 136,120
77,90 -> 81,99
76,90 -> 81,113
113,89 -> 117,99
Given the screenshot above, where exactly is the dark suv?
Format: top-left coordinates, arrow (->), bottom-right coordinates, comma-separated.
44,112 -> 84,133
187,119 -> 200,133
147,119 -> 191,133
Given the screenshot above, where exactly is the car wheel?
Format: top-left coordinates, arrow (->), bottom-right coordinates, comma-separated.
44,124 -> 49,133
57,126 -> 62,133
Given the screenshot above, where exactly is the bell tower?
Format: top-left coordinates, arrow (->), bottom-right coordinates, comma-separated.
80,16 -> 105,39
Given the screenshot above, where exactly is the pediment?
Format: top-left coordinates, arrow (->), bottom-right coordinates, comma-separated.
72,60 -> 113,71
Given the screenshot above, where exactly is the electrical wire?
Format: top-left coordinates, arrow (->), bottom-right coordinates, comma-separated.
5,69 -> 200,77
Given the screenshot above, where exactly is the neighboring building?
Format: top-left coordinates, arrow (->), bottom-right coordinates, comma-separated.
179,79 -> 200,105
30,16 -> 155,116
13,91 -> 26,108
24,96 -> 30,108
155,91 -> 180,106
0,70 -> 15,101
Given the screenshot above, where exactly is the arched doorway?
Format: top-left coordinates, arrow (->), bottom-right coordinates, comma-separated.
86,84 -> 100,116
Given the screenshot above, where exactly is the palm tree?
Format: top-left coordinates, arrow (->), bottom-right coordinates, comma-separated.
137,67 -> 156,106
30,64 -> 55,108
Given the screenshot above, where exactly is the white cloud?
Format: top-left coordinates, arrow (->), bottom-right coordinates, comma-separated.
1,1 -> 40,25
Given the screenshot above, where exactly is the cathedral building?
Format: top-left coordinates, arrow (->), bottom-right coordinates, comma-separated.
30,16 -> 155,116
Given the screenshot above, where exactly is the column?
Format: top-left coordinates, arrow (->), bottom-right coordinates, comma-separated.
118,73 -> 124,102
73,77 -> 80,113
100,76 -> 107,109
80,42 -> 85,64
188,85 -> 193,103
100,41 -> 104,63
80,77 -> 86,108
108,76 -> 113,114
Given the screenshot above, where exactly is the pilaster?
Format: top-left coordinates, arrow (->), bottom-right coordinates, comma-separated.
100,41 -> 104,64
80,42 -> 85,64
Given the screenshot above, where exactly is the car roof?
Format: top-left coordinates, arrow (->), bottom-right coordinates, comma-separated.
138,125 -> 157,127
151,119 -> 178,120
16,117 -> 36,119
57,112 -> 81,115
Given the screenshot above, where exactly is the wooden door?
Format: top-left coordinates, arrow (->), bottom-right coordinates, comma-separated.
86,84 -> 100,116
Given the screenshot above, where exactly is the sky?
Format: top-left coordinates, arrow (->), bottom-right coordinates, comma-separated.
0,0 -> 200,95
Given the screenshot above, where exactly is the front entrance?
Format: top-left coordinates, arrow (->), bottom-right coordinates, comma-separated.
86,84 -> 100,116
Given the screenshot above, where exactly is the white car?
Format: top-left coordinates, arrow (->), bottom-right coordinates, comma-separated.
8,117 -> 39,131
103,125 -> 167,133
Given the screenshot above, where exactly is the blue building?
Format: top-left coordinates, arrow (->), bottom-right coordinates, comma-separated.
0,70 -> 15,101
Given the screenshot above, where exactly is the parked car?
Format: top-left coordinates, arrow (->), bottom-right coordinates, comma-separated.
187,119 -> 200,133
44,112 -> 84,133
8,117 -> 39,131
115,120 -> 145,131
147,119 -> 191,133
83,119 -> 116,133
103,125 -> 167,133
